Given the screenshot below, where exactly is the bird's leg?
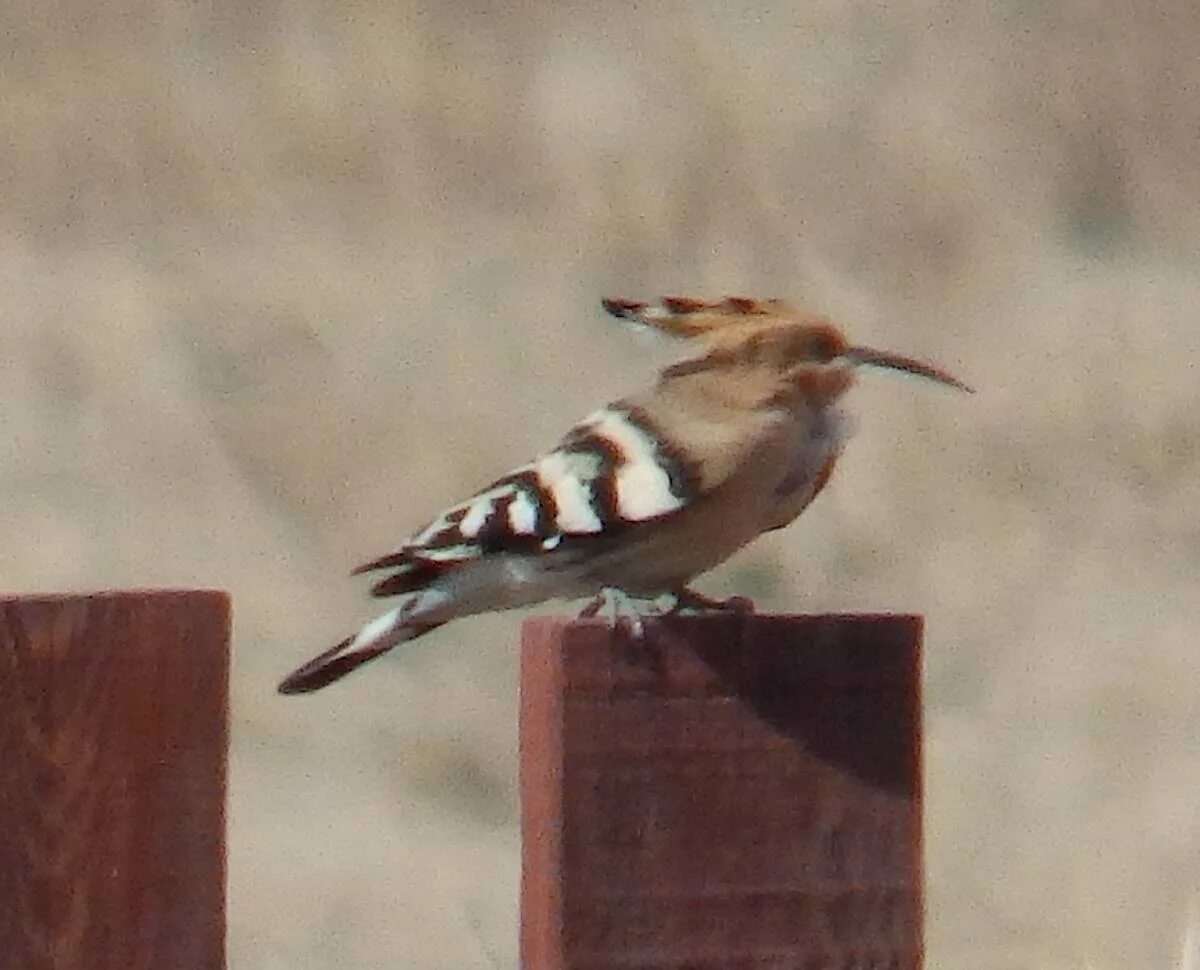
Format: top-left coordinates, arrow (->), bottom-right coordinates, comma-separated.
577,592 -> 608,619
666,587 -> 756,615
577,587 -> 655,638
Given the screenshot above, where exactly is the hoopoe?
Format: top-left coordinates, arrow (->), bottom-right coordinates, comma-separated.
278,296 -> 970,694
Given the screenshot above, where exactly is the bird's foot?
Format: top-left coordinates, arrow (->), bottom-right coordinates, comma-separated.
577,593 -> 607,619
665,588 -> 756,615
577,587 -> 668,637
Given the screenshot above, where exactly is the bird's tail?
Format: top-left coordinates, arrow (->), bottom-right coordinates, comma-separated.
277,592 -> 448,694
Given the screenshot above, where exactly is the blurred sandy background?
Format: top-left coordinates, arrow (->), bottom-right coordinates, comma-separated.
3,1 -> 1199,967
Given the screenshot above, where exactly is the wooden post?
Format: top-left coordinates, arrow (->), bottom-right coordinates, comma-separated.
0,590 -> 231,970
520,613 -> 923,970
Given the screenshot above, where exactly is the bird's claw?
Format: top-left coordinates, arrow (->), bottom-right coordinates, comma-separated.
579,587 -> 754,622
577,594 -> 606,619
577,588 -> 653,637
666,588 -> 756,615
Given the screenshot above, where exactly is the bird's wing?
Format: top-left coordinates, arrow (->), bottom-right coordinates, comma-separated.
354,396 -> 789,599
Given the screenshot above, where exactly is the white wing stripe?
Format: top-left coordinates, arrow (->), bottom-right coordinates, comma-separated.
618,461 -> 686,519
588,409 -> 685,521
536,451 -> 603,533
414,513 -> 452,544
459,484 -> 515,537
418,544 -> 479,561
508,488 -> 538,534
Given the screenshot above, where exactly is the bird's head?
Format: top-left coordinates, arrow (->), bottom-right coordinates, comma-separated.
602,296 -> 972,404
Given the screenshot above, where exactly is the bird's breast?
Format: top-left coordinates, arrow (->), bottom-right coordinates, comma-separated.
778,405 -> 850,490
763,405 -> 853,530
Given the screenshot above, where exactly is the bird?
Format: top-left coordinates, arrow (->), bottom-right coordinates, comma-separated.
278,296 -> 971,694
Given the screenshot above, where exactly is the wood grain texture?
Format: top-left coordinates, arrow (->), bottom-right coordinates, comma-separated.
520,613 -> 923,970
0,590 -> 231,970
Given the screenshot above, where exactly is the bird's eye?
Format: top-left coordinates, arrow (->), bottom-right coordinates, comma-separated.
808,332 -> 837,361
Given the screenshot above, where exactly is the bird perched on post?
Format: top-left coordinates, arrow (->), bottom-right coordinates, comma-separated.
278,296 -> 970,694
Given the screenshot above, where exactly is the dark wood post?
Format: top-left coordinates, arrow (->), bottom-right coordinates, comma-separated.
0,590 -> 231,970
521,613 -> 923,970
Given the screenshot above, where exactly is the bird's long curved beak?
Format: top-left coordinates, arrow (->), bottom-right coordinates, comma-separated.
844,346 -> 973,393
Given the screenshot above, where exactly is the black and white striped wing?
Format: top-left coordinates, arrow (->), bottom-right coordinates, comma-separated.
354,405 -> 702,597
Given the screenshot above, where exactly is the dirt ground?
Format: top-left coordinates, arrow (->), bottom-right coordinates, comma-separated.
3,2 -> 1198,967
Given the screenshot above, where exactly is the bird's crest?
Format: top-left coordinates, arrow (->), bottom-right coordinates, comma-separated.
602,295 -> 852,378
601,296 -> 807,341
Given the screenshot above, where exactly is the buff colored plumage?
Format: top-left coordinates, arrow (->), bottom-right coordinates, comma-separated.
278,296 -> 970,694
